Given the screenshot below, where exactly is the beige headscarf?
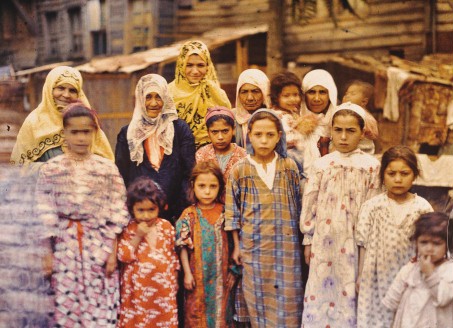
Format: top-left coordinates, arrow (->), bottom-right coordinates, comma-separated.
127,74 -> 178,168
168,40 -> 231,149
10,66 -> 113,165
233,68 -> 271,125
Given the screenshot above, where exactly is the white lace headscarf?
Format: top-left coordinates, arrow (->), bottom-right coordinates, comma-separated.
127,74 -> 178,166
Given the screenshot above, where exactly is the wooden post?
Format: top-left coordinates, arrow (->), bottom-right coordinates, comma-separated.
236,38 -> 249,77
267,0 -> 284,76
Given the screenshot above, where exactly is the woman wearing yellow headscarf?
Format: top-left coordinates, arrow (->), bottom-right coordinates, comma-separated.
169,40 -> 231,149
10,66 -> 113,165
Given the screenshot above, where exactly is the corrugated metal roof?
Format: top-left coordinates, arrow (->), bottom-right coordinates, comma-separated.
75,24 -> 268,74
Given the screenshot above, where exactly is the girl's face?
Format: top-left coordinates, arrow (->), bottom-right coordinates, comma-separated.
185,54 -> 207,84
207,119 -> 234,154
133,198 -> 159,225
248,118 -> 282,163
145,92 -> 164,118
53,83 -> 78,109
305,85 -> 330,114
383,159 -> 415,201
331,114 -> 363,153
239,83 -> 264,112
64,116 -> 95,156
193,173 -> 220,207
417,234 -> 447,266
278,85 -> 301,113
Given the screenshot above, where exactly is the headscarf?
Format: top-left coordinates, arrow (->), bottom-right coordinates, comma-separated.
245,108 -> 287,158
10,66 -> 113,165
168,40 -> 231,149
233,69 -> 271,125
334,102 -> 367,122
127,74 -> 178,167
205,106 -> 235,123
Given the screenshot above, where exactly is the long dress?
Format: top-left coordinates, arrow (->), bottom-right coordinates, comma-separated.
176,203 -> 232,328
35,154 -> 129,327
224,156 -> 304,328
356,193 -> 433,328
117,219 -> 179,328
300,149 -> 381,328
382,260 -> 453,328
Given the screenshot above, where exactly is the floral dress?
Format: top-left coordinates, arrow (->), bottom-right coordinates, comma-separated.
36,154 -> 129,327
356,193 -> 433,328
300,149 -> 381,328
118,219 -> 179,327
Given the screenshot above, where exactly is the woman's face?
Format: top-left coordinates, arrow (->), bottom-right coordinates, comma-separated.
277,85 -> 301,113
145,92 -> 164,118
185,54 -> 208,84
305,85 -> 330,114
52,83 -> 78,110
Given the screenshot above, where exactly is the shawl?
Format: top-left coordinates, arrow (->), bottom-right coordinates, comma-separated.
246,108 -> 287,158
10,66 -> 113,165
301,69 -> 338,137
168,40 -> 231,149
127,74 -> 178,167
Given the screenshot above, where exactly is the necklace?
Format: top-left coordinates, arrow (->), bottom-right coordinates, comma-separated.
67,151 -> 91,162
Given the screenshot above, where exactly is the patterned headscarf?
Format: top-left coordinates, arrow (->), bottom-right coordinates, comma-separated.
127,74 -> 178,166
246,108 -> 287,158
168,40 -> 231,149
10,66 -> 113,165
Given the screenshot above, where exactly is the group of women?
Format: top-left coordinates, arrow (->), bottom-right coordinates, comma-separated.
10,39 -> 359,327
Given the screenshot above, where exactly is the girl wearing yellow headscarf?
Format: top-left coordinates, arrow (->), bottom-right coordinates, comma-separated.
168,40 -> 231,149
10,66 -> 113,165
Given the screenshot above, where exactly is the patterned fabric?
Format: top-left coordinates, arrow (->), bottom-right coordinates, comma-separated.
10,66 -> 113,165
35,154 -> 129,327
300,149 -> 381,328
168,40 -> 231,149
127,74 -> 178,166
175,203 -> 233,328
195,143 -> 247,182
382,260 -> 453,328
356,193 -> 433,328
299,69 -> 338,173
224,156 -> 303,328
117,219 -> 179,327
232,69 -> 270,148
0,165 -> 53,327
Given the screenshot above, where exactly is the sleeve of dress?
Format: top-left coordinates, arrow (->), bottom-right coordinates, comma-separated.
106,164 -> 130,238
175,210 -> 194,251
382,263 -> 411,311
365,162 -> 382,200
224,166 -> 242,231
300,167 -> 321,245
356,198 -> 374,247
35,164 -> 59,238
425,262 -> 453,307
117,224 -> 138,263
114,126 -> 131,186
167,224 -> 181,271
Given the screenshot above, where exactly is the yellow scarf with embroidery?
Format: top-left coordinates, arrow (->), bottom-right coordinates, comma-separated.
10,66 -> 113,165
168,40 -> 231,149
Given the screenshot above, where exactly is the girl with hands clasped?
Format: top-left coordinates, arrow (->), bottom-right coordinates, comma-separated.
176,162 -> 233,327
118,177 -> 179,328
382,212 -> 453,328
356,145 -> 433,328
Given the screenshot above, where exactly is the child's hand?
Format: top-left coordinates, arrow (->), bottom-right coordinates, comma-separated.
42,252 -> 53,278
231,247 -> 242,265
304,245 -> 312,265
184,272 -> 196,291
136,222 -> 152,238
105,251 -> 117,277
419,255 -> 435,277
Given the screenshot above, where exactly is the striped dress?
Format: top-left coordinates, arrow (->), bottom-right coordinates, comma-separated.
224,156 -> 304,328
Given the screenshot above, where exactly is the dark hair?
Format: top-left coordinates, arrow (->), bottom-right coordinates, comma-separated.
412,212 -> 453,257
126,177 -> 167,215
248,110 -> 283,133
206,115 -> 235,129
62,102 -> 99,129
344,80 -> 374,105
379,145 -> 420,185
187,162 -> 224,204
270,72 -> 302,107
332,109 -> 365,130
